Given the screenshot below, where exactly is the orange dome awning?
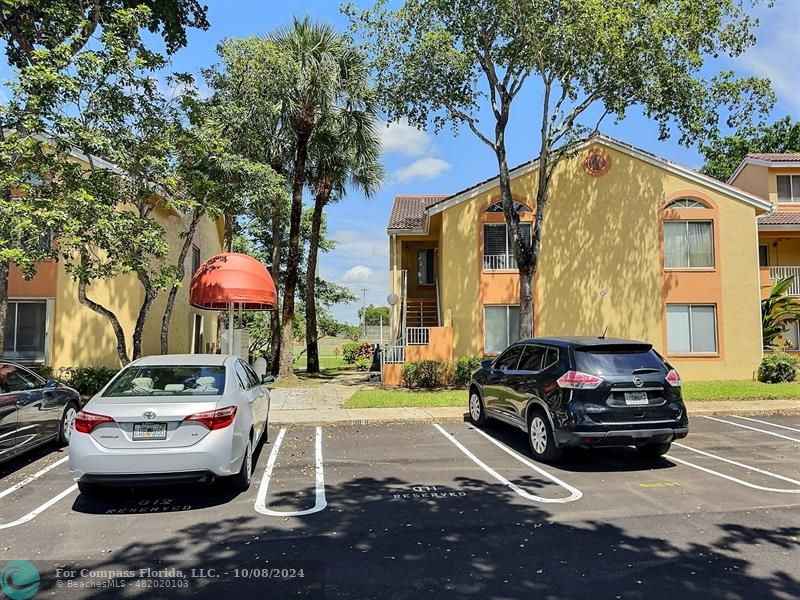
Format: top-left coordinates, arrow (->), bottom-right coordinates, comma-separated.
189,252 -> 277,311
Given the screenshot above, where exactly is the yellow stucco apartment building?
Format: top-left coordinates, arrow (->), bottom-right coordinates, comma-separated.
3,149 -> 224,369
383,134 -> 796,384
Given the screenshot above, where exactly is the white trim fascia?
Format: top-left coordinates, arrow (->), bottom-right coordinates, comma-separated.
425,134 -> 772,219
757,224 -> 800,232
728,157 -> 800,185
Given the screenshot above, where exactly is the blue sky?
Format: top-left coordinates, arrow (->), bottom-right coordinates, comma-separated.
5,1 -> 799,324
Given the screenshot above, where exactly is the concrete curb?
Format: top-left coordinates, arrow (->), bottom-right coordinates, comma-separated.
271,401 -> 800,426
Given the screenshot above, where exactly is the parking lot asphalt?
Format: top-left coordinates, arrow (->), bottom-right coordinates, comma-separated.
1,415 -> 799,599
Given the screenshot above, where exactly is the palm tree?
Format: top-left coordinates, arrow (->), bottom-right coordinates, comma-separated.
268,17 -> 367,378
762,276 -> 800,349
304,104 -> 384,373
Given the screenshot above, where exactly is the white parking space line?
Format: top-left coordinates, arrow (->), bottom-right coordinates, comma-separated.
0,484 -> 78,530
672,443 -> 800,494
732,416 -> 800,434
0,456 -> 77,530
254,427 -> 327,517
0,456 -> 69,500
433,424 -> 582,504
702,416 -> 800,443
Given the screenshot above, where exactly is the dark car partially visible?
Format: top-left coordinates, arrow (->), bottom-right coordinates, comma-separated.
468,337 -> 688,461
0,362 -> 81,465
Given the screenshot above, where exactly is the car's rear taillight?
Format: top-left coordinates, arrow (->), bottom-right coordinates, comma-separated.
185,406 -> 237,430
74,410 -> 115,434
665,369 -> 681,387
556,370 -> 604,389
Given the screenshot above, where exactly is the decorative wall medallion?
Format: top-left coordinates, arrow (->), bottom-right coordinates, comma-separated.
583,149 -> 612,177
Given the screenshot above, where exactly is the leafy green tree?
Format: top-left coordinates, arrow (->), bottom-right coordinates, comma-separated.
359,304 -> 391,327
701,117 -> 800,182
347,0 -> 774,339
0,0 -> 208,357
268,17 -> 374,378
304,92 -> 384,373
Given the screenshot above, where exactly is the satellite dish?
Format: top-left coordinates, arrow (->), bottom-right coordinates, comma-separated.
387,293 -> 399,306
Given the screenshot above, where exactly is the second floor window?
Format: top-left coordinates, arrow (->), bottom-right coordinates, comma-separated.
664,220 -> 713,269
777,175 -> 800,203
484,223 -> 531,270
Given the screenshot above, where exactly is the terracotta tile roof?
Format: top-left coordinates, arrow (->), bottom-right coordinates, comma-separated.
387,194 -> 449,230
758,211 -> 800,225
747,153 -> 800,162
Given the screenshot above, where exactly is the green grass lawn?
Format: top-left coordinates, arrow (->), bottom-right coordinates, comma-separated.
681,380 -> 800,401
345,389 -> 466,408
344,380 -> 800,408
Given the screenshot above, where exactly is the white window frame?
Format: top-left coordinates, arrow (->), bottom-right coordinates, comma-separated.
483,304 -> 520,354
665,198 -> 709,209
663,219 -> 715,270
483,223 -> 531,271
666,303 -> 718,355
777,175 -> 800,203
3,298 -> 53,365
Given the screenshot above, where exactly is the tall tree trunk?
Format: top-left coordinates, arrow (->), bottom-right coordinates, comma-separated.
132,269 -> 158,360
0,260 -> 9,355
305,183 -> 330,374
224,213 -> 234,252
278,124 -> 312,378
269,206 -> 282,375
161,208 -> 203,354
77,256 -> 130,365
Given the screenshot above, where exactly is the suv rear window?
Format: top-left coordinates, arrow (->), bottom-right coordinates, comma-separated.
574,345 -> 665,376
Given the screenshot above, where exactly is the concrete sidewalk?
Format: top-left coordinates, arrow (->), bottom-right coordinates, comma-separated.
270,398 -> 800,426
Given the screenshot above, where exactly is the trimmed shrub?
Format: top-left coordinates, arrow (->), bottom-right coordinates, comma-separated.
401,360 -> 447,388
343,342 -> 373,364
758,352 -> 799,383
452,356 -> 482,387
31,366 -> 118,396
354,356 -> 371,371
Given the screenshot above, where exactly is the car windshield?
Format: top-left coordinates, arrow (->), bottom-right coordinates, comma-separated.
103,366 -> 226,397
574,345 -> 665,376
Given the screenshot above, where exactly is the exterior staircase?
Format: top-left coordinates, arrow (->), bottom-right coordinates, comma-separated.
405,297 -> 439,327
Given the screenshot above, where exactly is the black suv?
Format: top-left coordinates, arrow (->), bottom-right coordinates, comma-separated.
469,337 -> 688,462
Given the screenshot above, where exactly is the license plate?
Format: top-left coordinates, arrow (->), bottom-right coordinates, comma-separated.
133,422 -> 167,440
624,392 -> 649,406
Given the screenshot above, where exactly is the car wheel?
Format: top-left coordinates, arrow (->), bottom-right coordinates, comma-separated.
231,436 -> 253,493
468,389 -> 486,426
527,410 -> 562,463
636,442 -> 671,458
57,402 -> 79,446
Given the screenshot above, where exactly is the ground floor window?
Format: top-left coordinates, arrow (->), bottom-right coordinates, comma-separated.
666,304 -> 717,354
484,305 -> 520,354
2,300 -> 47,363
782,321 -> 800,351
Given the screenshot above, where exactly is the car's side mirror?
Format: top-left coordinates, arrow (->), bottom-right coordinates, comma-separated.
481,359 -> 494,371
261,374 -> 275,385
44,379 -> 60,389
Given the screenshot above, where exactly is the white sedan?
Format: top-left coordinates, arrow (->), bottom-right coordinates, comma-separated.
69,354 -> 272,496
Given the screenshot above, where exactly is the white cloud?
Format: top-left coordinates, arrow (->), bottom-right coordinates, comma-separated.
739,3 -> 800,108
332,229 -> 389,259
380,118 -> 433,157
391,157 -> 452,183
342,265 -> 383,285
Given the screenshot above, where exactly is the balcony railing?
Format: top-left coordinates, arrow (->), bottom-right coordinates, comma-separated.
406,327 -> 430,345
383,345 -> 406,364
483,253 -> 517,270
769,266 -> 800,295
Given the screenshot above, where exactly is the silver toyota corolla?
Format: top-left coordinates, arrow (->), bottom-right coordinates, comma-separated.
69,354 -> 272,496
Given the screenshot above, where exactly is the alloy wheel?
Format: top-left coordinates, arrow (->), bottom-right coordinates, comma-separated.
469,394 -> 482,421
63,407 -> 77,442
530,416 -> 548,455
